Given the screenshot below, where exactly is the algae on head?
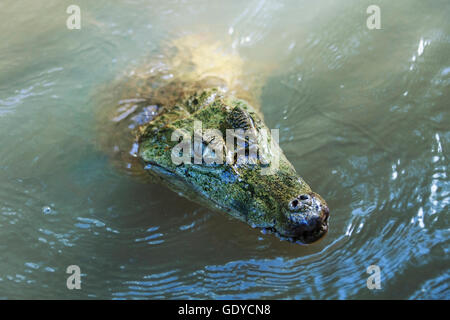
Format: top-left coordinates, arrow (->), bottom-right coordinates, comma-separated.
138,88 -> 329,244
94,33 -> 329,244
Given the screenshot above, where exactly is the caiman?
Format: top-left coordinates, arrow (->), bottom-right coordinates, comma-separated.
95,34 -> 329,244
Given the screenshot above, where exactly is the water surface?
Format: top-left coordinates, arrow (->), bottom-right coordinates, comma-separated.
0,0 -> 449,299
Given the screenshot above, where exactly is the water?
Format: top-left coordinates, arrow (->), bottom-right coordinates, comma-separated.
0,0 -> 449,299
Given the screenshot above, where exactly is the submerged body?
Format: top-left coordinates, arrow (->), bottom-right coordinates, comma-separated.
96,34 -> 329,244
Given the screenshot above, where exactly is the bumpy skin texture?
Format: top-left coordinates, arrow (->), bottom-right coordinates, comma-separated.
95,34 -> 329,244
138,88 -> 329,244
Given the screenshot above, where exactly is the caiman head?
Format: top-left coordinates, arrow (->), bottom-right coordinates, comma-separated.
138,89 -> 330,244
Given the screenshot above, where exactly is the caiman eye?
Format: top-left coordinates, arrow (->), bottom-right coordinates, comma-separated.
288,199 -> 301,211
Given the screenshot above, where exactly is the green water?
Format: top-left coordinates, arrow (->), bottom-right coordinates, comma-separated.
0,0 -> 449,299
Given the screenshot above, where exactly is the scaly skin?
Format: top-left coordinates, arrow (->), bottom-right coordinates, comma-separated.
138,88 -> 329,244
95,34 -> 329,244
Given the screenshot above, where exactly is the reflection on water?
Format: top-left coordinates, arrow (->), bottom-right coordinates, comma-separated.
0,0 -> 449,299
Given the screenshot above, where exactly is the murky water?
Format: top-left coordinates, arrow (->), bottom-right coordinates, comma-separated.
0,0 -> 449,299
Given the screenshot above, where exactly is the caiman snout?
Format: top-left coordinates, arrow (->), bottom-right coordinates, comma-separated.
287,192 -> 329,244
